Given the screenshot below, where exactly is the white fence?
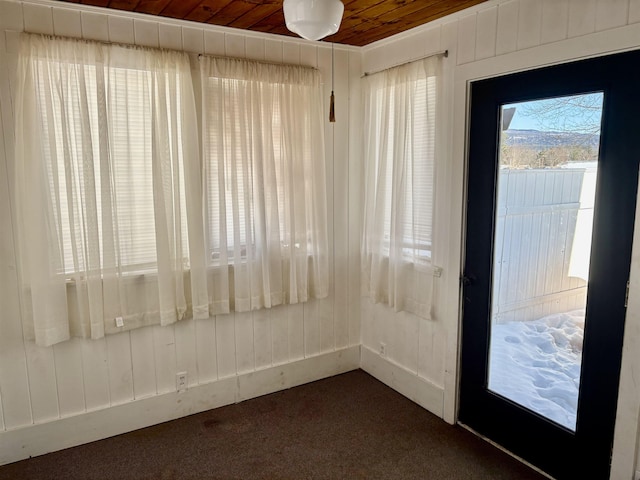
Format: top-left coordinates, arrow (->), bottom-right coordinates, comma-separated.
491,167 -> 594,324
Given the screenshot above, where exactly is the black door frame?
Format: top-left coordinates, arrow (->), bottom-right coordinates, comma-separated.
459,50 -> 640,479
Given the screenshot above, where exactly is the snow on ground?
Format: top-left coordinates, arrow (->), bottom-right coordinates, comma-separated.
488,310 -> 585,430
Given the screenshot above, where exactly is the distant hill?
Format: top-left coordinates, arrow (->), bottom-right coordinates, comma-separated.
504,129 -> 600,149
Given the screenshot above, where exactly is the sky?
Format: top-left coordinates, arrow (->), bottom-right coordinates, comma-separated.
504,92 -> 604,132
507,109 -> 539,130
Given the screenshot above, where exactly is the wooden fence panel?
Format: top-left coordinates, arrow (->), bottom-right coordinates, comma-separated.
492,168 -> 591,324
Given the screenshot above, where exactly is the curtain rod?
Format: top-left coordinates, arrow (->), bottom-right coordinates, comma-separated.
197,53 -> 318,72
23,32 -> 318,72
362,49 -> 448,78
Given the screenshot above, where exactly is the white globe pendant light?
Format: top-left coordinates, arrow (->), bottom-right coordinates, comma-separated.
283,0 -> 345,41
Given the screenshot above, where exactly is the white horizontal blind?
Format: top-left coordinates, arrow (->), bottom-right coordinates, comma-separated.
35,60 -> 190,275
203,77 -> 299,261
105,65 -> 158,271
366,73 -> 436,260
37,60 -> 102,276
203,75 -> 255,261
409,76 -> 436,260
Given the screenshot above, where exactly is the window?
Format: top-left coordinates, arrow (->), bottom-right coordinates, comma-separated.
14,34 -> 199,345
361,56 -> 441,318
13,35 -> 329,347
374,76 -> 436,261
199,56 -> 329,312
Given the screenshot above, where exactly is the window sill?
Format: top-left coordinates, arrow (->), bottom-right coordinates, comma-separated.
64,253 -> 320,284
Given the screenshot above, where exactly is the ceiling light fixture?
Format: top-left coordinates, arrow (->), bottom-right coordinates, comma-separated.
283,0 -> 345,41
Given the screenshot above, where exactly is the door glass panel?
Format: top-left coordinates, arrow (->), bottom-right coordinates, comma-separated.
487,93 -> 604,431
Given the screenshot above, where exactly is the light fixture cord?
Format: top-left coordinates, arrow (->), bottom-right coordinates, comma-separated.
329,42 -> 336,123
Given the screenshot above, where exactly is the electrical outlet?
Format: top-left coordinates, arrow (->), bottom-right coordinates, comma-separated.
176,372 -> 188,393
379,342 -> 386,357
115,316 -> 124,328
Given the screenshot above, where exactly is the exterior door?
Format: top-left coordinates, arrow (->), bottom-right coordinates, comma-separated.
459,50 -> 640,479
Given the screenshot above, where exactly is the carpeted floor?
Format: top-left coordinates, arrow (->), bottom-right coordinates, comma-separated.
0,370 -> 547,480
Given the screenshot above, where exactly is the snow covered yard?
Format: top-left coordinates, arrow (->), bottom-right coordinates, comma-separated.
488,310 -> 585,430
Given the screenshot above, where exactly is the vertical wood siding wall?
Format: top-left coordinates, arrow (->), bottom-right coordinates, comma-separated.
0,0 -> 361,433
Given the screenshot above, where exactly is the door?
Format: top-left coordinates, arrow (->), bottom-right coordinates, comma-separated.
459,50 -> 640,480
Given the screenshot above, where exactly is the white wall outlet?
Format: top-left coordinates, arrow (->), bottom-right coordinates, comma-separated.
379,342 -> 387,357
115,316 -> 124,328
176,372 -> 188,393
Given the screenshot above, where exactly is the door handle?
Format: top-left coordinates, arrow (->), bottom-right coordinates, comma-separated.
461,273 -> 476,286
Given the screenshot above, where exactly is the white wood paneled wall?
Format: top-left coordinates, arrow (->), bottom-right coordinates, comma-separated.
360,0 -> 640,389
0,0 -> 361,438
360,20 -> 459,416
360,1 -> 640,478
363,0 -> 639,71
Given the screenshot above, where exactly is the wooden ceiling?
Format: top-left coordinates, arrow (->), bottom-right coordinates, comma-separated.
56,0 -> 489,46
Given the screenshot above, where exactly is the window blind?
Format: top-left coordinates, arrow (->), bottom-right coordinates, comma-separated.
199,56 -> 329,312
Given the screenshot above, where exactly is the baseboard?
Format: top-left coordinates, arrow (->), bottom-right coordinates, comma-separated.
360,346 -> 444,418
0,346 -> 360,466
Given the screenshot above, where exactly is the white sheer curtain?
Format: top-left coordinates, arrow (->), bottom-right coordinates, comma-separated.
361,56 -> 441,319
13,34 -> 205,346
199,56 -> 329,313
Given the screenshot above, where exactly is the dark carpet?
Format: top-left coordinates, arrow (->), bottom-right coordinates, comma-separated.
0,370 -> 547,480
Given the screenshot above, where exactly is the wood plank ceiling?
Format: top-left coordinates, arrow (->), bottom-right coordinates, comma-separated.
56,0 -> 489,46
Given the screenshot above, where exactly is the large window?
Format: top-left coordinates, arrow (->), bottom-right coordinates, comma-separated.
13,35 -> 328,346
199,56 -> 329,313
361,56 -> 441,318
14,35 -> 200,345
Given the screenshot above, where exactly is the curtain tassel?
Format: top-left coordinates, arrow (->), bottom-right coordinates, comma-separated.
329,42 -> 336,123
329,91 -> 335,123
